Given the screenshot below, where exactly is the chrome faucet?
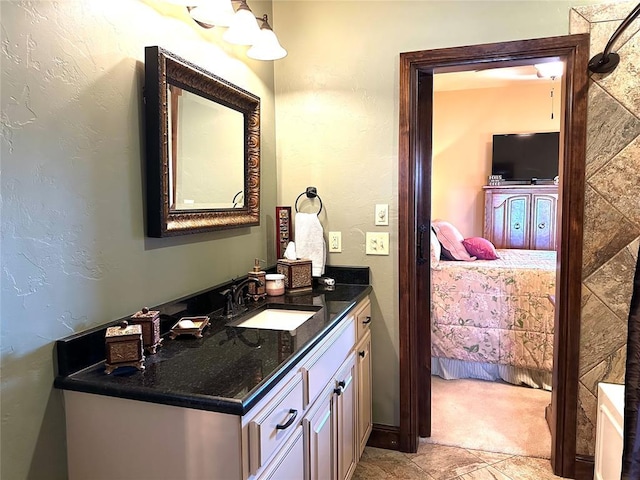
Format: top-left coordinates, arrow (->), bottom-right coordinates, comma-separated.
220,277 -> 263,318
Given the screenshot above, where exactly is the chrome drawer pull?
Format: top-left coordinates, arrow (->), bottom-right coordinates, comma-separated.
538,223 -> 546,229
362,316 -> 372,325
513,223 -> 521,230
334,380 -> 346,396
275,409 -> 298,430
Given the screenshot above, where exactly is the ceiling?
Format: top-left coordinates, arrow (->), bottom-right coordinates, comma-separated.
434,64 -> 562,92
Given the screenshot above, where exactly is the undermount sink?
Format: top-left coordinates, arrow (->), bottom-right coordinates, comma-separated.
231,306 -> 321,331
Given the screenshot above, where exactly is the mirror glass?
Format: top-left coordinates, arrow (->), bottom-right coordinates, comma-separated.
145,46 -> 260,237
168,86 -> 245,211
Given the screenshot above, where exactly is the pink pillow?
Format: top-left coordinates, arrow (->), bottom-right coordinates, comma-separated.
431,220 -> 476,261
462,237 -> 500,260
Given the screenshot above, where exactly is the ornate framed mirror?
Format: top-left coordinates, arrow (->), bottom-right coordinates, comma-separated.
144,46 -> 260,237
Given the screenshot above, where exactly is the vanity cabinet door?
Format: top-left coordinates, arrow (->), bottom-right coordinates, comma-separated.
356,331 -> 372,458
305,390 -> 336,480
335,354 -> 357,480
257,427 -> 304,480
304,353 -> 357,480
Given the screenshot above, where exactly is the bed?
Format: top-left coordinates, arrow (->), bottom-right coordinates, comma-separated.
430,248 -> 556,390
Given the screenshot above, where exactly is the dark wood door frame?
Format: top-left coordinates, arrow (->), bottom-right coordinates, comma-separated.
398,34 -> 590,478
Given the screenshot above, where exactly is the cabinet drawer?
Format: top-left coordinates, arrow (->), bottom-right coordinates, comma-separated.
355,299 -> 371,341
303,318 -> 355,407
249,374 -> 304,475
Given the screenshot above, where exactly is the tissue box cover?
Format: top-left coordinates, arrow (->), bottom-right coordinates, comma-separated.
277,259 -> 312,292
104,322 -> 145,374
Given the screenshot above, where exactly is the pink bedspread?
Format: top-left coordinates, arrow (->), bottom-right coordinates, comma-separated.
431,249 -> 556,373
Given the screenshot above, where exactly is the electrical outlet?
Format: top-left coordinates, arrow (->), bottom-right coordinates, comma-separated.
366,232 -> 389,255
375,204 -> 389,226
328,231 -> 342,252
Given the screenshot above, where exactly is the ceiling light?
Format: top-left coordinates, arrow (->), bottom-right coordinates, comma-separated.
247,15 -> 287,61
189,0 -> 235,27
534,61 -> 564,79
222,0 -> 260,45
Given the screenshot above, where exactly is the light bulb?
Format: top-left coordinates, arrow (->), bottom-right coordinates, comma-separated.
222,3 -> 260,45
247,20 -> 287,60
189,0 -> 235,27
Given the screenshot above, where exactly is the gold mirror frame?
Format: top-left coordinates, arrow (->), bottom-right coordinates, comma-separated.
144,46 -> 260,237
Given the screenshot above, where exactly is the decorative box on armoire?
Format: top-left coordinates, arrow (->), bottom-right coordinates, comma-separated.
104,321 -> 145,374
130,307 -> 162,354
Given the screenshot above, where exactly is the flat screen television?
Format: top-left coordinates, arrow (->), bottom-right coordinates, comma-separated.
491,132 -> 559,182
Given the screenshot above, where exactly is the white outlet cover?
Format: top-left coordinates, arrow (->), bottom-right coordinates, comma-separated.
375,204 -> 389,226
328,231 -> 342,252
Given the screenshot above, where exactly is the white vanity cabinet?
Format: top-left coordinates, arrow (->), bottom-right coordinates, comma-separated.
62,296 -> 372,480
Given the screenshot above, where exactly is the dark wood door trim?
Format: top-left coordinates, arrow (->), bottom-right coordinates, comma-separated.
416,71 -> 434,439
398,34 -> 590,478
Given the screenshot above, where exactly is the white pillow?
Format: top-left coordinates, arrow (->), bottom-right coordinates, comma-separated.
432,220 -> 476,261
430,228 -> 441,269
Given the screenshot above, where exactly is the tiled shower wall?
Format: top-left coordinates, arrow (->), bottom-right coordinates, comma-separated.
570,1 -> 640,457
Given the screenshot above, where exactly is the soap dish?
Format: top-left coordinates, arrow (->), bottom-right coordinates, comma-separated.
169,316 -> 210,339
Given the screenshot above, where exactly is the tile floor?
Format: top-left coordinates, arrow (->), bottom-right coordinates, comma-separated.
353,443 -> 567,480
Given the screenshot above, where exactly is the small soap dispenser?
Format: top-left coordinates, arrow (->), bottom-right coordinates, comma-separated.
248,258 -> 267,300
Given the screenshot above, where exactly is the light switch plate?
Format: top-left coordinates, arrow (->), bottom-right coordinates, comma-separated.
328,232 -> 342,252
375,204 -> 389,226
366,232 -> 389,255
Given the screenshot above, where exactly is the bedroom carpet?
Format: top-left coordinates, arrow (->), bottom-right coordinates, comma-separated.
425,376 -> 552,459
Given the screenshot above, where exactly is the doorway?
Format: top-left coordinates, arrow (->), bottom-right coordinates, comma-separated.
428,64 -> 561,458
397,35 -> 590,478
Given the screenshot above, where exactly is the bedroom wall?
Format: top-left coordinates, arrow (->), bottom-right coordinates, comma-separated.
0,1 -> 276,478
570,2 -> 640,457
432,81 -> 561,237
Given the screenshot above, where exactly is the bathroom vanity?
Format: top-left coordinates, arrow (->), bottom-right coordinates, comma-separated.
55,271 -> 372,480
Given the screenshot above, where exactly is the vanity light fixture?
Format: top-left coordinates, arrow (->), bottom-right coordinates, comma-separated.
179,0 -> 287,60
247,15 -> 287,60
189,0 -> 235,27
223,0 -> 261,45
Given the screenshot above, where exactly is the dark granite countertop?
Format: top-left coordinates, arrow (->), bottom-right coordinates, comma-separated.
54,267 -> 371,416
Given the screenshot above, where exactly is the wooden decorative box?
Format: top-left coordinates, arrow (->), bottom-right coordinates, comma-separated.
277,259 -> 313,293
104,321 -> 145,374
130,307 -> 162,354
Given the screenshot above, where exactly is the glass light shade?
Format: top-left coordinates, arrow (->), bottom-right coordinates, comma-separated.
189,0 -> 235,27
247,27 -> 287,60
222,7 -> 260,45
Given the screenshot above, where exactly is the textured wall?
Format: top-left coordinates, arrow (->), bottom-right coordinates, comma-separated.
273,0 -> 606,427
0,1 -> 276,478
570,1 -> 640,457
